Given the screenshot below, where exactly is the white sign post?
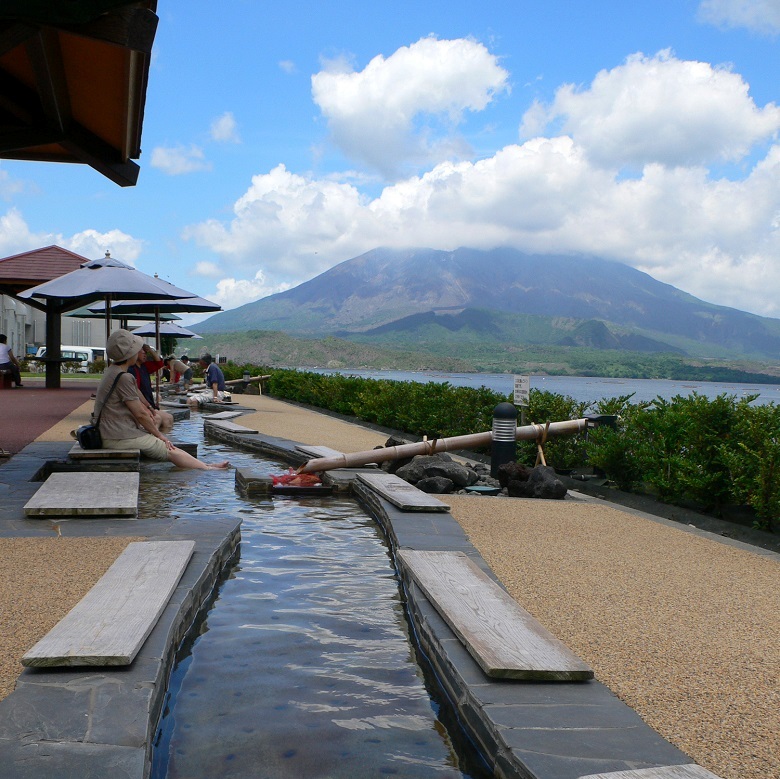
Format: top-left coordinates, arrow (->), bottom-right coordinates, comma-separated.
513,374 -> 530,407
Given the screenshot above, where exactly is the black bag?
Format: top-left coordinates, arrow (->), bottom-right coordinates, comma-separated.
76,424 -> 102,449
77,373 -> 123,450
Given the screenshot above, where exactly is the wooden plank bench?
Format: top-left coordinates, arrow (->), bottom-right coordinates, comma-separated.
203,419 -> 258,434
24,472 -> 140,517
356,471 -> 450,511
578,765 -> 723,779
22,540 -> 195,667
397,550 -> 593,680
68,444 -> 140,460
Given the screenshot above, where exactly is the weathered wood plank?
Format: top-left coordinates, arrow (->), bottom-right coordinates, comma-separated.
204,419 -> 258,434
295,444 -> 346,459
207,410 -> 244,420
356,472 -> 450,511
578,765 -> 724,779
23,472 -> 139,517
68,443 -> 140,460
22,540 -> 195,667
398,550 -> 593,680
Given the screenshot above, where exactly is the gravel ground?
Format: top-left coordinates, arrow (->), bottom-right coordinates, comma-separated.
0,537 -> 143,701
446,495 -> 780,779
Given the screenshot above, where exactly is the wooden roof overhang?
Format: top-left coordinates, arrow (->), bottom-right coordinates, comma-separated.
0,1 -> 158,187
0,245 -> 90,309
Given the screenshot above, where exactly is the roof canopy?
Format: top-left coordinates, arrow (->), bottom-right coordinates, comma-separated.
0,1 -> 158,186
0,244 -> 89,297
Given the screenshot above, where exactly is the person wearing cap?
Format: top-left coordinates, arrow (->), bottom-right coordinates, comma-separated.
94,329 -> 229,470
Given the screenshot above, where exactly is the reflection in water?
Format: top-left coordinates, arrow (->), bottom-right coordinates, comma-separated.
149,415 -> 489,778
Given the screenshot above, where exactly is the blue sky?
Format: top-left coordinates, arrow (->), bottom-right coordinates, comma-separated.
2,0 -> 780,325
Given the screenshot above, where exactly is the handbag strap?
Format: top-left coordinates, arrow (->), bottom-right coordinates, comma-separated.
93,371 -> 124,426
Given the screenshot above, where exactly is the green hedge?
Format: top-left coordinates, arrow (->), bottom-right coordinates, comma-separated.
224,364 -> 779,530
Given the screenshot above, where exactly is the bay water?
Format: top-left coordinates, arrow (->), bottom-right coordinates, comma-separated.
314,369 -> 780,406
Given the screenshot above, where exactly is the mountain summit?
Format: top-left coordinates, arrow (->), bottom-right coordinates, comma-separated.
196,248 -> 780,360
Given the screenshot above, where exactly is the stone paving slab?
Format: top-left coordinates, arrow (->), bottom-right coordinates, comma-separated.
206,410 -> 243,420
23,472 -> 140,518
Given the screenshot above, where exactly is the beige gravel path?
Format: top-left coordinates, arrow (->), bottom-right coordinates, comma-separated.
0,537 -> 143,700
3,390 -> 778,779
447,495 -> 780,779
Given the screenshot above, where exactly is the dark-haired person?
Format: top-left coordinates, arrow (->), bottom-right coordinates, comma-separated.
95,329 -> 229,470
128,343 -> 173,431
0,334 -> 22,387
199,354 -> 226,402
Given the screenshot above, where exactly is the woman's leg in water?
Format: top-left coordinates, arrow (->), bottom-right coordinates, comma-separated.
167,447 -> 229,470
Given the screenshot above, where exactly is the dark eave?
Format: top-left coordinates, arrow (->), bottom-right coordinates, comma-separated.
0,1 -> 157,186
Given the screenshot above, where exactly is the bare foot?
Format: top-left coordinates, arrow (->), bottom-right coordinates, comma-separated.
207,461 -> 231,470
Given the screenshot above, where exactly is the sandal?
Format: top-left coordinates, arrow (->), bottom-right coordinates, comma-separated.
0,449 -> 11,458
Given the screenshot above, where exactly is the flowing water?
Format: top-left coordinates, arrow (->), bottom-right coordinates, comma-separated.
149,415 -> 489,778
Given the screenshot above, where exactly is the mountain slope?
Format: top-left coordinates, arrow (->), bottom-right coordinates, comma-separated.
196,247 -> 780,360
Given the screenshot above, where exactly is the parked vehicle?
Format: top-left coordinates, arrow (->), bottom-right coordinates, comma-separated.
34,345 -> 105,373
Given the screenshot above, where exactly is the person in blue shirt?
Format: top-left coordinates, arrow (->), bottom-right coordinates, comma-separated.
199,354 -> 226,402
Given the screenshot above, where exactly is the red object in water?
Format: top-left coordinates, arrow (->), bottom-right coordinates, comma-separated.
272,468 -> 323,487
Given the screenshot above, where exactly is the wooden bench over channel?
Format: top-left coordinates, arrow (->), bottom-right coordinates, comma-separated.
357,472 -> 450,512
22,540 -> 196,667
24,472 -> 140,517
398,550 -> 593,680
204,419 -> 258,434
578,765 -> 724,779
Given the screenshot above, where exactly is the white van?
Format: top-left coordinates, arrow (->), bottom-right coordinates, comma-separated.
34,345 -> 104,373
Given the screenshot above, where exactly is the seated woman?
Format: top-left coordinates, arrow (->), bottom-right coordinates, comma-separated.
95,329 -> 229,470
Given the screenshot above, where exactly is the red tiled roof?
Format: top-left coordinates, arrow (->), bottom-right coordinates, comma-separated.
0,245 -> 89,286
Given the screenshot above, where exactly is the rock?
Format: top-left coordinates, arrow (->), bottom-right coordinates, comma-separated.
497,461 -> 532,488
245,384 -> 261,395
416,476 -> 455,494
506,465 -> 567,499
426,462 -> 478,488
395,454 -> 451,483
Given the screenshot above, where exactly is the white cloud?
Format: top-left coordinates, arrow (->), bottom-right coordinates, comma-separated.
0,208 -> 53,256
210,112 -> 241,143
311,36 -> 509,177
193,261 -> 222,277
521,50 -> 780,168
183,163 -> 382,280
150,144 -> 211,175
210,270 -> 292,310
183,133 -> 780,318
0,168 -> 25,200
699,0 -> 780,34
63,229 -> 144,264
279,60 -> 296,74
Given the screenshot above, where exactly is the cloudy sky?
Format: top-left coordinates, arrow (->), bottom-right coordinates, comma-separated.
3,0 -> 780,323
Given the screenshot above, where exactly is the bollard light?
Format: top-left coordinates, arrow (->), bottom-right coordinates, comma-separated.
242,370 -> 250,382
491,401 -> 518,478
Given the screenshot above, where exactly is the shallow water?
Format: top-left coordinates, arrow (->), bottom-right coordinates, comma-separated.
148,414 -> 489,778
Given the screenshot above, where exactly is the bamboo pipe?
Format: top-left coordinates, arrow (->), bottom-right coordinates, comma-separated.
298,418 -> 590,474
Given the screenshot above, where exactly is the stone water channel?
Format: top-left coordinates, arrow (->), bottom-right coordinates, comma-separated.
146,414 -> 490,778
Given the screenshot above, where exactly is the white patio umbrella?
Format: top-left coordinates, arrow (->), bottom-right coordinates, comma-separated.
19,252 -> 199,387
131,322 -> 203,339
87,291 -> 220,397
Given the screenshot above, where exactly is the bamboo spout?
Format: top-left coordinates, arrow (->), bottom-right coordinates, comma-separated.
298,418 -> 590,474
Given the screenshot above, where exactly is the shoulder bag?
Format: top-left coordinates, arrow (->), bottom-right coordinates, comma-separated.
76,372 -> 123,450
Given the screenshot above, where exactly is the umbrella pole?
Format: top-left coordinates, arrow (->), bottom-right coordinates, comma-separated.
105,298 -> 112,358
155,306 -> 161,405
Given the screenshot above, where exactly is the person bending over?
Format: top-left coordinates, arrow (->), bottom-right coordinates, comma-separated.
96,330 -> 228,470
199,354 -> 226,402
